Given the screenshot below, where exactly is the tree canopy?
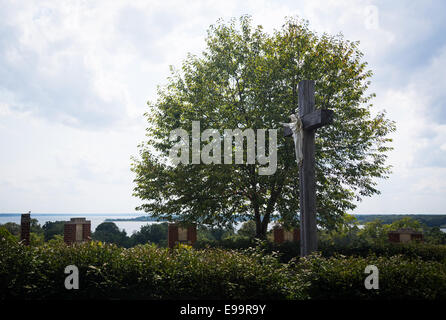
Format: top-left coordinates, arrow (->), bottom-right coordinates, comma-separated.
92,222 -> 129,247
42,221 -> 65,241
132,16 -> 395,238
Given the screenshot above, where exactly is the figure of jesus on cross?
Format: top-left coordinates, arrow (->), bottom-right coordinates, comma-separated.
282,80 -> 333,257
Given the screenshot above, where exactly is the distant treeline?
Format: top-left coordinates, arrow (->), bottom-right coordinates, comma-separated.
110,214 -> 446,228
105,216 -> 161,222
354,215 -> 446,228
105,215 -> 276,223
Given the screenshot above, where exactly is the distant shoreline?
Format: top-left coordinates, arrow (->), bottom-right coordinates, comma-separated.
105,214 -> 446,228
0,213 -> 139,217
105,216 -> 164,222
2,213 -> 446,215
1,213 -> 446,228
354,214 -> 446,228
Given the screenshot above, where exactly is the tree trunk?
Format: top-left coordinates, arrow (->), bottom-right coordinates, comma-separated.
255,178 -> 284,240
257,215 -> 270,239
254,206 -> 264,239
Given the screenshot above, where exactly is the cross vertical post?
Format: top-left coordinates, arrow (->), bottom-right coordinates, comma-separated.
298,80 -> 318,257
282,80 -> 333,257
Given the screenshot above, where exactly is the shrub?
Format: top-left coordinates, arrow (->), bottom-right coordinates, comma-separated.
194,237 -> 300,263
196,237 -> 446,264
319,241 -> 446,263
0,235 -> 305,300
194,235 -> 257,250
0,223 -> 20,237
3,233 -> 446,300
294,253 -> 446,299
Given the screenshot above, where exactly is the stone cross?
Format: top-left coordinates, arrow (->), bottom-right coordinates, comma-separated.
283,80 -> 333,257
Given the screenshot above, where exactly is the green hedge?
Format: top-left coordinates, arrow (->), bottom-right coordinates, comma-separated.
196,237 -> 446,263
0,233 -> 304,300
319,241 -> 446,263
294,254 -> 446,299
194,237 -> 300,263
2,230 -> 446,300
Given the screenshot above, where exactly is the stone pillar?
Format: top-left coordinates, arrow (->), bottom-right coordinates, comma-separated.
168,224 -> 179,248
412,233 -> 423,242
273,228 -> 284,244
64,218 -> 91,244
64,223 -> 76,244
168,223 -> 197,248
187,225 -> 197,244
20,212 -> 31,245
388,232 -> 400,243
388,229 -> 423,243
273,227 -> 300,244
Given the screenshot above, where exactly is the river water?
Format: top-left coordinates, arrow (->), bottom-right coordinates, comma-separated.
0,213 -> 247,235
2,214 -> 445,235
0,213 -> 158,235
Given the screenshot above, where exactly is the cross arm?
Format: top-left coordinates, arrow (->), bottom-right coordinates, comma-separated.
282,109 -> 333,136
301,109 -> 333,131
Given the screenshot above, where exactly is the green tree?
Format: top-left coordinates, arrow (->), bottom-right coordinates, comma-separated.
0,226 -> 18,243
237,220 -> 257,238
389,217 -> 422,231
0,222 -> 20,237
130,223 -> 168,246
1,219 -> 43,240
42,221 -> 65,241
30,218 -> 43,235
357,219 -> 389,245
358,217 -> 429,245
424,227 -> 446,245
320,214 -> 361,246
132,16 -> 395,239
92,222 -> 129,247
197,225 -> 235,241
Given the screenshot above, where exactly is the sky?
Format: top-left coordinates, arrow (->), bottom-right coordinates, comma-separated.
0,0 -> 445,214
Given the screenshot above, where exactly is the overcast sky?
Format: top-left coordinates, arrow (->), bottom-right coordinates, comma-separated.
0,0 -> 445,214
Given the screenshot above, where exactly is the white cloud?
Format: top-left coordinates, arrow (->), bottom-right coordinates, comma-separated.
0,109 -> 143,213
354,43 -> 446,213
0,0 -> 445,214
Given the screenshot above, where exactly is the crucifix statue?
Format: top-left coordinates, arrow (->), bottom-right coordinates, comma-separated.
283,80 -> 333,257
281,114 -> 304,166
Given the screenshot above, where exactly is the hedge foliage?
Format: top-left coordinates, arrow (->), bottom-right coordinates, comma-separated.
295,254 -> 446,299
195,237 -> 446,263
2,229 -> 446,300
320,241 -> 446,263
0,231 -> 303,300
194,237 -> 300,263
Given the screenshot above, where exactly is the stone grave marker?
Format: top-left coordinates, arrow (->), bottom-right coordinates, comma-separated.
273,226 -> 300,244
20,211 -> 31,245
168,223 -> 197,248
388,228 -> 423,243
64,218 -> 91,244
